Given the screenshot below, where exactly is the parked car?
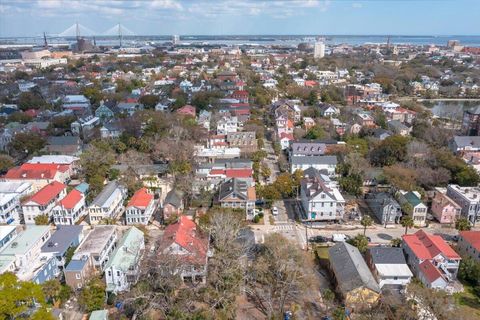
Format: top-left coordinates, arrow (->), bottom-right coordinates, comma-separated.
308,235 -> 329,243
272,207 -> 279,215
332,234 -> 349,242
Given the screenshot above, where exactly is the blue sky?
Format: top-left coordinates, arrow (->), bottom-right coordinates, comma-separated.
0,0 -> 479,37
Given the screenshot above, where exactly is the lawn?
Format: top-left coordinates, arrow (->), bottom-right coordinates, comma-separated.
454,283 -> 480,318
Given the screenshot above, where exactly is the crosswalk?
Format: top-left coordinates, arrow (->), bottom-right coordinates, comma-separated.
273,224 -> 294,231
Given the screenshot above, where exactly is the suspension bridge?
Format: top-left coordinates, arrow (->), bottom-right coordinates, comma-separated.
56,23 -> 135,38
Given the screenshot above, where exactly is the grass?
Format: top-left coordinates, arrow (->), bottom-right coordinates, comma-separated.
454,283 -> 480,317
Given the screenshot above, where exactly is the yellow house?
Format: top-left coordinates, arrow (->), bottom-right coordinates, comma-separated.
328,242 -> 381,312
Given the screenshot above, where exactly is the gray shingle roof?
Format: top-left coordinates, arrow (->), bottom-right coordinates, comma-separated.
165,189 -> 184,208
368,247 -> 407,265
328,242 -> 380,294
41,225 -> 83,255
291,155 -> 337,165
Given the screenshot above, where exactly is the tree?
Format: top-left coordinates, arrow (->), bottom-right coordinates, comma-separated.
245,233 -> 314,318
82,86 -> 103,106
390,238 -> 402,247
17,91 -> 46,110
369,135 -> 410,166
361,216 -> 373,236
304,124 -> 326,140
139,94 -> 159,109
455,217 -> 472,231
401,216 -> 414,235
9,132 -> 46,158
41,279 -> 62,304
347,234 -> 369,253
79,278 -> 106,312
0,154 -> 14,173
260,164 -> 271,180
0,273 -> 50,319
34,214 -> 50,225
338,174 -> 363,196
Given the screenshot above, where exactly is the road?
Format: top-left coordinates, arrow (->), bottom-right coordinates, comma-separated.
263,138 -> 280,183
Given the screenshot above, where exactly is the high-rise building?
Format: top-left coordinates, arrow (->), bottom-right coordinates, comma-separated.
314,41 -> 325,59
172,35 -> 180,45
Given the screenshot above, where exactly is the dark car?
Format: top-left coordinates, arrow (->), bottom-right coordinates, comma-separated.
308,235 -> 329,243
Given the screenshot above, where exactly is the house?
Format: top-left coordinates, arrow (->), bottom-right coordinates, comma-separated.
226,131 -> 257,154
88,182 -> 127,224
397,191 -> 427,227
163,189 -> 184,221
279,132 -> 294,150
462,106 -> 480,136
402,230 -> 461,291
176,105 -> 196,118
290,155 -> 337,175
72,226 -> 118,272
64,255 -> 95,290
125,188 -> 156,225
159,216 -> 210,284
318,103 -> 339,117
21,181 -> 67,224
303,117 -> 316,131
366,247 -> 413,289
328,242 -> 380,310
89,310 -> 109,320
372,128 -> 392,141
4,163 -> 72,192
216,116 -> 238,135
105,227 -> 145,294
94,102 -> 115,121
300,168 -> 344,221
197,110 -> 211,130
0,226 -> 56,284
52,189 -> 87,225
450,136 -> 480,154
117,102 -> 143,115
446,184 -> 480,225
46,136 -> 83,156
100,121 -> 123,139
0,226 -> 18,251
232,90 -> 249,103
387,120 -> 411,136
457,231 -> 480,263
272,100 -> 301,122
218,178 -> 256,220
41,225 -> 84,269
0,182 -> 31,225
365,192 -> 402,226
290,141 -> 326,157
62,95 -> 90,114
356,112 -> 375,127
431,189 -> 461,224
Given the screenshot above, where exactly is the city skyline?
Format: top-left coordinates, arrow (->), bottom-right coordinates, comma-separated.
1,0 -> 480,37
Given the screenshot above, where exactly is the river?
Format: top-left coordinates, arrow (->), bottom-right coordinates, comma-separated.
428,100 -> 480,120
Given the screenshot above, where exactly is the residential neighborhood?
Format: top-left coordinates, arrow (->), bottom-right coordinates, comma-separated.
0,7 -> 480,320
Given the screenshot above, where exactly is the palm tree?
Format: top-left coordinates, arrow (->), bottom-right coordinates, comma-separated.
361,215 -> 373,236
401,216 -> 414,235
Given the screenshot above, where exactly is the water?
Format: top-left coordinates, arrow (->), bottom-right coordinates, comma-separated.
429,101 -> 480,120
1,34 -> 480,48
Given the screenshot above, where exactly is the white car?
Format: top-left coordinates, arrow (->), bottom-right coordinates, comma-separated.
271,207 -> 279,215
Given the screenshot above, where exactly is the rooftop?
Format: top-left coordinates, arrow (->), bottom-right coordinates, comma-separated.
41,225 -> 83,255
74,226 -> 116,256
127,188 -> 153,209
459,231 -> 480,252
105,227 -> 144,271
0,226 -> 50,256
26,181 -> 66,206
403,229 -> 461,260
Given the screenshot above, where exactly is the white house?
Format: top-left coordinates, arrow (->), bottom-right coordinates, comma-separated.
88,182 -> 127,224
290,155 -> 337,176
300,168 -> 345,221
367,247 -> 413,289
0,182 -> 33,224
21,181 -> 67,224
105,227 -> 144,293
52,189 -> 86,225
125,188 -> 156,225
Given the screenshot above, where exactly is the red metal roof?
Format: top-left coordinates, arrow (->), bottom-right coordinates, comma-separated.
209,168 -> 253,178
419,260 -> 443,283
127,188 -> 153,208
459,231 -> 480,252
279,132 -> 294,140
403,229 -> 460,260
59,189 -> 83,209
161,216 -> 208,265
5,163 -> 69,180
28,181 -> 66,206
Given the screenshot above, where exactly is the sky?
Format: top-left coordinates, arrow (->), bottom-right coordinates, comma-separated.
0,0 -> 479,37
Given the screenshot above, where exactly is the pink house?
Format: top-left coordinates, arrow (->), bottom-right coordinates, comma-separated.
431,190 -> 461,224
176,105 -> 196,117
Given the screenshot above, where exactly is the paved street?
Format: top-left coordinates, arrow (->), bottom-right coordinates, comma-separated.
263,138 -> 280,183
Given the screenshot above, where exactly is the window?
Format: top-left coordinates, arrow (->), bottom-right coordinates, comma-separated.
75,273 -> 81,280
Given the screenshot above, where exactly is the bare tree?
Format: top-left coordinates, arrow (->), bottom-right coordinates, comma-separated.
244,233 -> 314,318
